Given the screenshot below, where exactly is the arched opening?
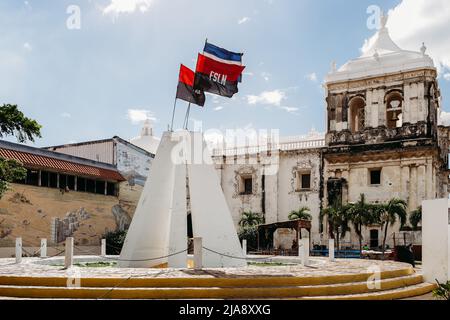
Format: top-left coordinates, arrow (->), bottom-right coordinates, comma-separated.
386,91 -> 403,129
349,97 -> 366,133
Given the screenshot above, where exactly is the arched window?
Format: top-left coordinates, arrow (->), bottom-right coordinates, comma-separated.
349,97 -> 365,133
386,91 -> 403,129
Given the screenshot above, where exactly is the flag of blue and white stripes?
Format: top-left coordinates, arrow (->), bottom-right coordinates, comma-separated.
203,41 -> 243,81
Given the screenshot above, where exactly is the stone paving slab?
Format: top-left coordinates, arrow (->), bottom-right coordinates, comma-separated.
0,256 -> 414,280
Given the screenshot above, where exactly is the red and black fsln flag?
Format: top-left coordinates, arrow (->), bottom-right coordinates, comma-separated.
176,64 -> 206,107
194,53 -> 245,98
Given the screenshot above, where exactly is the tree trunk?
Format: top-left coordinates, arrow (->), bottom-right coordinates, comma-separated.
358,223 -> 363,255
382,223 -> 389,260
336,227 -> 340,252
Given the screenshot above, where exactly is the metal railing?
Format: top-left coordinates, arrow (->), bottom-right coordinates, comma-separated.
212,138 -> 326,156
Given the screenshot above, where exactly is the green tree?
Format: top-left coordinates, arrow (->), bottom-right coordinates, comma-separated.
0,104 -> 42,142
288,206 -> 312,221
433,280 -> 450,300
379,198 -> 407,257
238,211 -> 264,229
409,206 -> 422,231
238,211 -> 264,252
0,104 -> 41,199
320,201 -> 352,251
103,230 -> 127,255
349,194 -> 381,254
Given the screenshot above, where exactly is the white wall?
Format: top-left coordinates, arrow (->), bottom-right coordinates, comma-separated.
422,198 -> 449,283
116,141 -> 153,186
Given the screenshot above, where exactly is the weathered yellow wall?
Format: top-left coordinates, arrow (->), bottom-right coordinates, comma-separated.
0,182 -> 143,247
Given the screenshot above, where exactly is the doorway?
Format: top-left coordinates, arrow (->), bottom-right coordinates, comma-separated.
370,229 -> 379,249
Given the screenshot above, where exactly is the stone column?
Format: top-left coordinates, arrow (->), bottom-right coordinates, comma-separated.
193,237 -> 203,270
426,160 -> 433,199
40,238 -> 47,258
264,166 -> 279,224
410,166 -> 418,211
401,165 -> 410,207
242,239 -> 247,256
101,239 -> 106,257
15,237 -> 22,264
377,89 -> 386,127
417,165 -> 426,209
64,237 -> 74,269
329,239 -> 335,262
403,84 -> 411,124
301,238 -> 310,266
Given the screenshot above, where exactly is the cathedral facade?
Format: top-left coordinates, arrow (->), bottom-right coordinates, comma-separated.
212,18 -> 450,249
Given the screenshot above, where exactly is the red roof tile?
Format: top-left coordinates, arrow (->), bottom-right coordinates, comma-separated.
0,148 -> 125,181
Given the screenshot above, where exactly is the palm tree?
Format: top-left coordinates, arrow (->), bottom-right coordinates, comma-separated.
238,211 -> 264,229
348,194 -> 382,254
320,201 -> 352,251
410,206 -> 422,231
349,194 -> 369,254
288,206 -> 312,221
379,198 -> 407,257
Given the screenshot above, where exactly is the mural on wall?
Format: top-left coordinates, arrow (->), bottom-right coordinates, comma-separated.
0,183 -> 140,247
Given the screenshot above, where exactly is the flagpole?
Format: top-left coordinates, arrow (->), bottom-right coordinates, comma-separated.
170,96 -> 177,132
184,103 -> 191,130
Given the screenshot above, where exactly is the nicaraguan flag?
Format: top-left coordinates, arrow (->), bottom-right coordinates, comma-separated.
203,42 -> 243,65
204,41 -> 243,82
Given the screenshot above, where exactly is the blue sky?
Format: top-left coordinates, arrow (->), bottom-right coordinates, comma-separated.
1,0 -> 450,147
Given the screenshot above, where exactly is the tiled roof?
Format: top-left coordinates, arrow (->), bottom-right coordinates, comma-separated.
0,141 -> 125,181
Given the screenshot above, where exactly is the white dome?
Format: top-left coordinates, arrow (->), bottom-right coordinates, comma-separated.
325,14 -> 435,83
130,119 -> 160,154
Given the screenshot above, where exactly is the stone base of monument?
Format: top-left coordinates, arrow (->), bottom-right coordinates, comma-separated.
0,256 -> 436,300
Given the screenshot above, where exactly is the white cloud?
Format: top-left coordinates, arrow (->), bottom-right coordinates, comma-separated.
247,90 -> 286,106
260,72 -> 271,81
280,106 -> 299,114
305,72 -> 317,82
440,111 -> 450,126
238,17 -> 250,24
126,109 -> 156,124
103,0 -> 153,15
214,106 -> 224,111
23,42 -> 32,51
61,112 -> 71,118
361,0 -> 450,72
443,73 -> 450,81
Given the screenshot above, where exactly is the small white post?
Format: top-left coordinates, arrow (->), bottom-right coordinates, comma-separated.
101,239 -> 106,257
15,237 -> 22,264
193,237 -> 203,270
298,234 -> 302,258
329,239 -> 335,262
301,238 -> 310,266
40,238 -> 47,258
242,239 -> 247,256
64,237 -> 74,269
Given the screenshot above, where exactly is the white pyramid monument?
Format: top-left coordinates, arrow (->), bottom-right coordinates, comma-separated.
119,130 -> 246,268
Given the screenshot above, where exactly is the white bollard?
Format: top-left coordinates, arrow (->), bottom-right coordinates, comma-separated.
101,239 -> 106,257
15,237 -> 22,264
40,238 -> 47,258
193,237 -> 203,270
301,238 -> 310,266
329,239 -> 335,262
242,239 -> 247,256
64,237 -> 74,269
298,235 -> 302,258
